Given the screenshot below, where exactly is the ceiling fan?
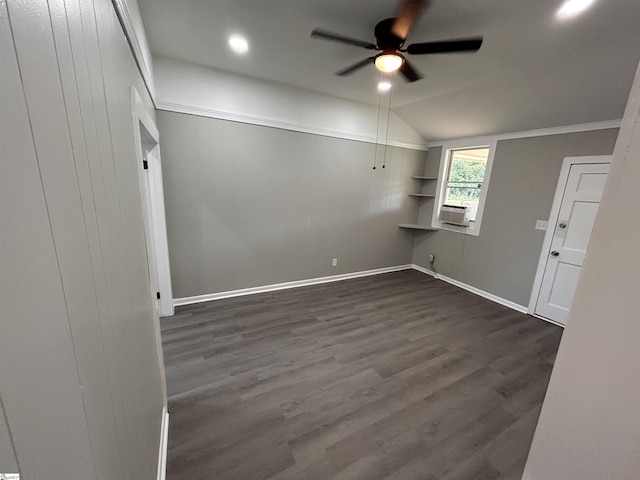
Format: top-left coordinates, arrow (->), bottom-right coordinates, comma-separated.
310,0 -> 483,82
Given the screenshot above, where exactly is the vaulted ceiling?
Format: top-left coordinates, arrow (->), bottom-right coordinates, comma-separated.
138,0 -> 640,140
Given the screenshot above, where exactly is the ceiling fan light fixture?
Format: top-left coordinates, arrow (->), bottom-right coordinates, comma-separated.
375,53 -> 404,73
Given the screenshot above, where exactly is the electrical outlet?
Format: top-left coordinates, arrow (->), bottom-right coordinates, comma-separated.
535,220 -> 548,231
332,258 -> 338,267
428,254 -> 435,263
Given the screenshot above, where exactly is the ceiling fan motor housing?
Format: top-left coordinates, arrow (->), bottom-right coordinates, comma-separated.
375,18 -> 404,50
310,0 -> 483,83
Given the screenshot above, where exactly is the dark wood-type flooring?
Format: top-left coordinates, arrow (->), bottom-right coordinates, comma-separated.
161,270 -> 562,480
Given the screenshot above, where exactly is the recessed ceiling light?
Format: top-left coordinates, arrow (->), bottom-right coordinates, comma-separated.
378,81 -> 392,92
228,34 -> 249,55
556,0 -> 596,20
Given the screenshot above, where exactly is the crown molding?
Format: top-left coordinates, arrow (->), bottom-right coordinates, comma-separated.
111,0 -> 156,104
156,101 -> 428,151
426,119 -> 622,148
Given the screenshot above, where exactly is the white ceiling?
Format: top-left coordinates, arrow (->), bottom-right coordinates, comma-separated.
138,0 -> 640,141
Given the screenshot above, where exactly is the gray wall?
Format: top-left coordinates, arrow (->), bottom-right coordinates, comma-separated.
523,62 -> 640,480
0,405 -> 17,473
1,0 -> 165,478
157,110 -> 426,298
412,129 -> 619,306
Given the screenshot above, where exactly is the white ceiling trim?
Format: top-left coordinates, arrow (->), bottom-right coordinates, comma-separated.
426,119 -> 622,148
111,0 -> 156,103
157,100 -> 428,151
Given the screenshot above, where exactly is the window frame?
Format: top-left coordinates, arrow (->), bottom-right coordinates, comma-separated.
431,140 -> 497,236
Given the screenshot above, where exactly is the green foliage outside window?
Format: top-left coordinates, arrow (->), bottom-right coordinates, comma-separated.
449,157 -> 486,182
444,149 -> 489,220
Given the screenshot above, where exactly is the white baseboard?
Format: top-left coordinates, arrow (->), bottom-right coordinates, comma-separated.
173,265 -> 414,307
438,274 -> 529,314
157,407 -> 169,480
410,264 -> 437,277
410,265 -> 529,314
172,263 -> 534,319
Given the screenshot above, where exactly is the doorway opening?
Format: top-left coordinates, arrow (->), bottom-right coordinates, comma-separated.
132,88 -> 174,318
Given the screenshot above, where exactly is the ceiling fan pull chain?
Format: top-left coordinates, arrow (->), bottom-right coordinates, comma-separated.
374,77 -> 385,170
382,77 -> 394,169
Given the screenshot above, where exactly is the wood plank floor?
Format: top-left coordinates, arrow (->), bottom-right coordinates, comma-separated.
161,270 -> 562,480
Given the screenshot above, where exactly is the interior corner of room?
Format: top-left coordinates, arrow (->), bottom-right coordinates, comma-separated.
3,0 -> 640,479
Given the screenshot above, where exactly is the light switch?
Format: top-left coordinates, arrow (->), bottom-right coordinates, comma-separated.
535,220 -> 548,231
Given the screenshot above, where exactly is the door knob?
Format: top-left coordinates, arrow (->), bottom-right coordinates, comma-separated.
551,251 -> 559,257
559,223 -> 567,229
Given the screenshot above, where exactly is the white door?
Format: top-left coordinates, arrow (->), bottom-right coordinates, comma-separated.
535,162 -> 609,325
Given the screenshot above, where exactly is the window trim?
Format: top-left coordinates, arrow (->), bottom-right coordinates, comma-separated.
431,140 -> 497,236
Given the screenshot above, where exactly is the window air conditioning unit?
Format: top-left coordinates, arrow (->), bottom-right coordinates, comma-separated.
439,205 -> 470,227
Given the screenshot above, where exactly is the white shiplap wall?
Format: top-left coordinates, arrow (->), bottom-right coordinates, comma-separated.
0,0 -> 165,478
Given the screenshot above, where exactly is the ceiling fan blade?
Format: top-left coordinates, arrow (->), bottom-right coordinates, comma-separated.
311,28 -> 377,49
335,56 -> 377,76
407,37 -> 483,55
399,59 -> 423,82
392,0 -> 429,40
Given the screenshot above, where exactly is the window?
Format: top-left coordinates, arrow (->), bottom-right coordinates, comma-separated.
433,144 -> 494,236
443,147 -> 490,222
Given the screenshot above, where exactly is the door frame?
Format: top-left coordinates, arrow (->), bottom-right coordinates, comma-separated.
131,87 -> 174,317
528,155 -> 612,325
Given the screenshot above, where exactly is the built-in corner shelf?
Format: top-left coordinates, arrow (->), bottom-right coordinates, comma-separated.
398,224 -> 439,231
402,169 -> 440,233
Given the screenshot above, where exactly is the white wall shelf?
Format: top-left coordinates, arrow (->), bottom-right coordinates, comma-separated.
402,158 -> 441,233
398,224 -> 440,231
